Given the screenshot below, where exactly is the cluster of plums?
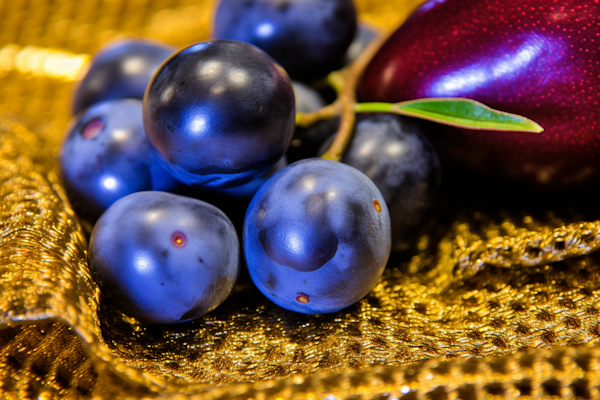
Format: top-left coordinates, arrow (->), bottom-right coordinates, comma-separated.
62,0 -> 591,324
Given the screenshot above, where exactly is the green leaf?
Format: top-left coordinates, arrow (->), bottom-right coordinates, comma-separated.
357,98 -> 544,132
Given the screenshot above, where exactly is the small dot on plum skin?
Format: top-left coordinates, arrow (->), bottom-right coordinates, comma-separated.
296,294 -> 310,304
373,199 -> 382,213
82,118 -> 104,140
171,231 -> 187,248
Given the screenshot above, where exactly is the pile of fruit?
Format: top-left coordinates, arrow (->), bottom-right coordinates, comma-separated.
60,0 -> 598,324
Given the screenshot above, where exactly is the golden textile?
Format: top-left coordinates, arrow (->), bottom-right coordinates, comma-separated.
0,0 -> 599,399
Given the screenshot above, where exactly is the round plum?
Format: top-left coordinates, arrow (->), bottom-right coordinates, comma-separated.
243,158 -> 391,314
61,99 -> 153,220
143,40 -> 295,189
213,0 -> 357,82
71,39 -> 175,115
89,191 -> 240,324
333,114 -> 441,252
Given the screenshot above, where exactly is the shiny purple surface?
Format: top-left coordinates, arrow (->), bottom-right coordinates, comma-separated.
358,0 -> 600,187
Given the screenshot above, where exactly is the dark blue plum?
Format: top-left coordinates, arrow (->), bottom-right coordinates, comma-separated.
61,99 -> 154,220
89,191 -> 240,324
71,39 -> 175,115
292,81 -> 326,114
143,40 -> 295,189
243,158 -> 391,314
324,114 -> 442,252
213,0 -> 357,82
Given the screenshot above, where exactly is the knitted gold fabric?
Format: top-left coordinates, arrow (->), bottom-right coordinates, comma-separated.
1,0 -> 599,399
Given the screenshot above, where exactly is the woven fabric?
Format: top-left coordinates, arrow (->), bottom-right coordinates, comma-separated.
0,0 -> 599,399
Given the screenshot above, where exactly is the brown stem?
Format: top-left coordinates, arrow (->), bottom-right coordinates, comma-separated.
321,30 -> 390,161
295,101 -> 341,128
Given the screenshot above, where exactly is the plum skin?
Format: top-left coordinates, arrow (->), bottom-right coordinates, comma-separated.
359,0 -> 600,188
89,191 -> 240,324
71,39 -> 175,115
331,114 -> 442,253
216,156 -> 288,199
213,0 -> 357,82
143,40 -> 295,189
60,99 -> 153,220
243,158 -> 391,314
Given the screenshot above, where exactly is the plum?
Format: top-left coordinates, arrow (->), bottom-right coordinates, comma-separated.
243,158 -> 391,314
72,39 -> 175,115
89,191 -> 240,324
321,114 -> 441,253
359,0 -> 600,188
143,40 -> 295,189
61,99 -> 153,220
213,0 -> 357,82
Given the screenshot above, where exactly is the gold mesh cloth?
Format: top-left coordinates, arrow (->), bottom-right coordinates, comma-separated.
1,0 -> 600,399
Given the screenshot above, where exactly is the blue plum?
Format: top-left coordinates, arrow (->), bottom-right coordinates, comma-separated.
213,0 -> 357,82
72,39 -> 175,115
143,40 -> 295,189
331,114 -> 442,252
89,191 -> 240,324
243,158 -> 391,314
61,99 -> 154,220
208,81 -> 321,198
